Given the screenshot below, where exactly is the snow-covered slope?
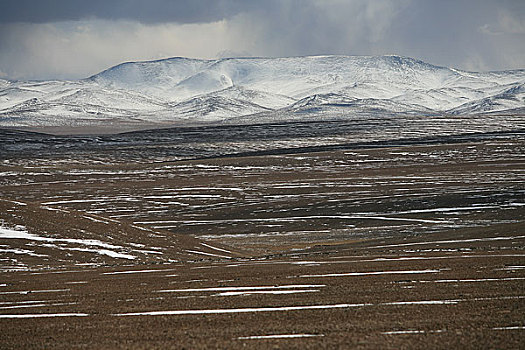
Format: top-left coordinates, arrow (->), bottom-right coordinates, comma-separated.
1,55 -> 524,128
448,83 -> 525,115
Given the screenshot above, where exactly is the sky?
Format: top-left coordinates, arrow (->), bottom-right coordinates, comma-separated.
0,0 -> 524,80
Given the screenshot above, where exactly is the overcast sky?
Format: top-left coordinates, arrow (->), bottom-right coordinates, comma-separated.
0,0 -> 524,80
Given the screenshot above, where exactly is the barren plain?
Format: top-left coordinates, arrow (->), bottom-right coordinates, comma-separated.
0,119 -> 524,349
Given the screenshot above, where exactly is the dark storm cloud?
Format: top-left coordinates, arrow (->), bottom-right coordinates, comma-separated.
0,0 -> 258,24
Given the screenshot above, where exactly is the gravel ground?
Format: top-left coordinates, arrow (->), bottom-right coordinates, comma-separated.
0,128 -> 523,348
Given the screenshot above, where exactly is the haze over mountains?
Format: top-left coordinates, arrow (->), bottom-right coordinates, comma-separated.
0,55 -> 524,130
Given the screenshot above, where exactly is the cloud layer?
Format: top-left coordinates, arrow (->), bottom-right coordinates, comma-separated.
0,0 -> 523,80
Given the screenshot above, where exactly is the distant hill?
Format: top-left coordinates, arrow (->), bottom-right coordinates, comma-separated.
1,55 -> 524,129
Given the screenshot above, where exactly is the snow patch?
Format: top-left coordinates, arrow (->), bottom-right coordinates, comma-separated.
238,334 -> 324,340
0,225 -> 136,260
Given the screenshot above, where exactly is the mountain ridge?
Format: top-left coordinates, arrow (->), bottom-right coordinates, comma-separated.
1,55 -> 524,129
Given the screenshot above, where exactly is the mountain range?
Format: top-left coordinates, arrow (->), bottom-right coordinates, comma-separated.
1,55 -> 524,130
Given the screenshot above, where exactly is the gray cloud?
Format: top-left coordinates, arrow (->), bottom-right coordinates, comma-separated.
0,0 -> 523,80
0,0 -> 258,24
0,20 -> 239,80
225,0 -> 525,72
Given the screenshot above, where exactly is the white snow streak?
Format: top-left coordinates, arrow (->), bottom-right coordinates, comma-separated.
0,289 -> 69,295
382,330 -> 445,335
215,290 -> 319,296
492,326 -> 525,331
157,285 -> 325,293
0,313 -> 89,318
300,269 -> 440,278
113,303 -> 370,316
112,295 -> 525,317
238,334 -> 324,339
200,243 -> 232,254
102,269 -> 174,275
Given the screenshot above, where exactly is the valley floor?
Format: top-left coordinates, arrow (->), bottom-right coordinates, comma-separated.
0,126 -> 523,348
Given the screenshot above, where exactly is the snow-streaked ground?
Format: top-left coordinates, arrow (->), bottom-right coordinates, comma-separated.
0,225 -> 136,260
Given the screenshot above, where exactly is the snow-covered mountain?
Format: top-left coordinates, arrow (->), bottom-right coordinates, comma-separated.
1,55 -> 524,129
